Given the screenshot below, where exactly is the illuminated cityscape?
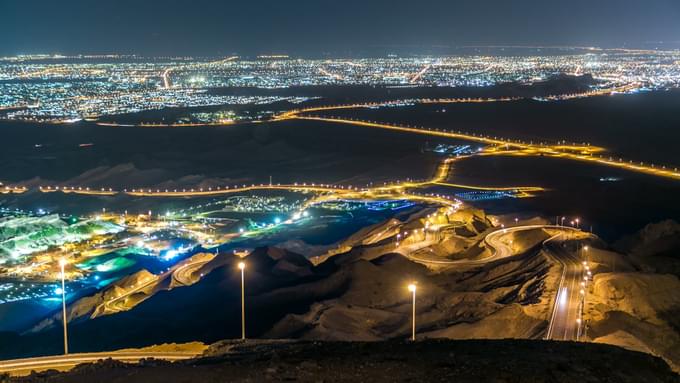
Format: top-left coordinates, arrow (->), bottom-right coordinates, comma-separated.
1,0 -> 679,381
1,51 -> 679,123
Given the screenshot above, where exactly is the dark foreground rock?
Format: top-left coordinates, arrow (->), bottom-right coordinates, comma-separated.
7,339 -> 679,383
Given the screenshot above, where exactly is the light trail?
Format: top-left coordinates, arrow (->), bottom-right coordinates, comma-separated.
0,352 -> 198,377
543,232 -> 593,341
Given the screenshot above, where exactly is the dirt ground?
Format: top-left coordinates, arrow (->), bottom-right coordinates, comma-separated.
7,339 -> 678,383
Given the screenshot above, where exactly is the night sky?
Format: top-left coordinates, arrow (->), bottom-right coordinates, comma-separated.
1,0 -> 679,56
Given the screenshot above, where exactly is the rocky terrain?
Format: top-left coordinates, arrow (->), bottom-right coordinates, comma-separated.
614,220 -> 680,277
3,209 -> 679,377
6,339 -> 678,382
0,207 -> 562,359
581,220 -> 680,371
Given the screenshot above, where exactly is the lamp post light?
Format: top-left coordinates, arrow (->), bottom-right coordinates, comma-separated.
238,262 -> 246,340
407,283 -> 417,341
59,258 -> 69,355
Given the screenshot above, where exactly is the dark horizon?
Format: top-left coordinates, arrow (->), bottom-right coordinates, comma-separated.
2,0 -> 679,56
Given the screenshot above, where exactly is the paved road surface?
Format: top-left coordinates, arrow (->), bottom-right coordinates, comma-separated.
0,351 -> 198,376
544,234 -> 586,341
399,224 -> 587,341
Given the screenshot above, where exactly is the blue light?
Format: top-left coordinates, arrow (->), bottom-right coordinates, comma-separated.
54,287 -> 63,295
163,249 -> 179,261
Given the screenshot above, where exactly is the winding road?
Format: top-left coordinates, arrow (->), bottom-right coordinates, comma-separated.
398,224 -> 588,341
93,254 -> 217,317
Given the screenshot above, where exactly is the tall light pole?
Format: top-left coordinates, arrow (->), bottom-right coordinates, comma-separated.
583,245 -> 588,262
407,283 -> 417,341
59,258 -> 69,355
238,262 -> 246,340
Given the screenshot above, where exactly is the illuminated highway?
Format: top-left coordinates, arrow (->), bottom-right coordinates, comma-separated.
395,223 -> 589,342
24,151 -> 543,202
5,83 -> 677,204
92,254 -> 217,317
401,224 -> 579,266
172,253 -> 216,286
544,233 -> 590,341
92,273 -> 160,317
1,185 -> 27,194
486,226 -> 591,343
410,63 -> 432,84
275,98 -> 680,181
0,351 -> 198,377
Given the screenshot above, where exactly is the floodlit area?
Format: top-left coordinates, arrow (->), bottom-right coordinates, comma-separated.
0,192 -> 430,308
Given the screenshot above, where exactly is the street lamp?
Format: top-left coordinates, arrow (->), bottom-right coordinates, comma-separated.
238,262 -> 246,340
59,258 -> 69,355
407,283 -> 417,341
583,245 -> 589,261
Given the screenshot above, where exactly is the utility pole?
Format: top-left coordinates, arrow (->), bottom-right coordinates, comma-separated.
238,262 -> 246,340
408,283 -> 417,341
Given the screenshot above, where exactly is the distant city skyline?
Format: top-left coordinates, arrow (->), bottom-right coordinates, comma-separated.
1,0 -> 679,56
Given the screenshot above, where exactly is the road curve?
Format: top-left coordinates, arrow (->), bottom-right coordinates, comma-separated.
399,223 -> 587,341
172,253 -> 216,286
401,224 -> 578,266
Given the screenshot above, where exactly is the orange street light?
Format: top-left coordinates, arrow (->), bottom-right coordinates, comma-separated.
407,283 -> 417,341
238,262 -> 246,340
